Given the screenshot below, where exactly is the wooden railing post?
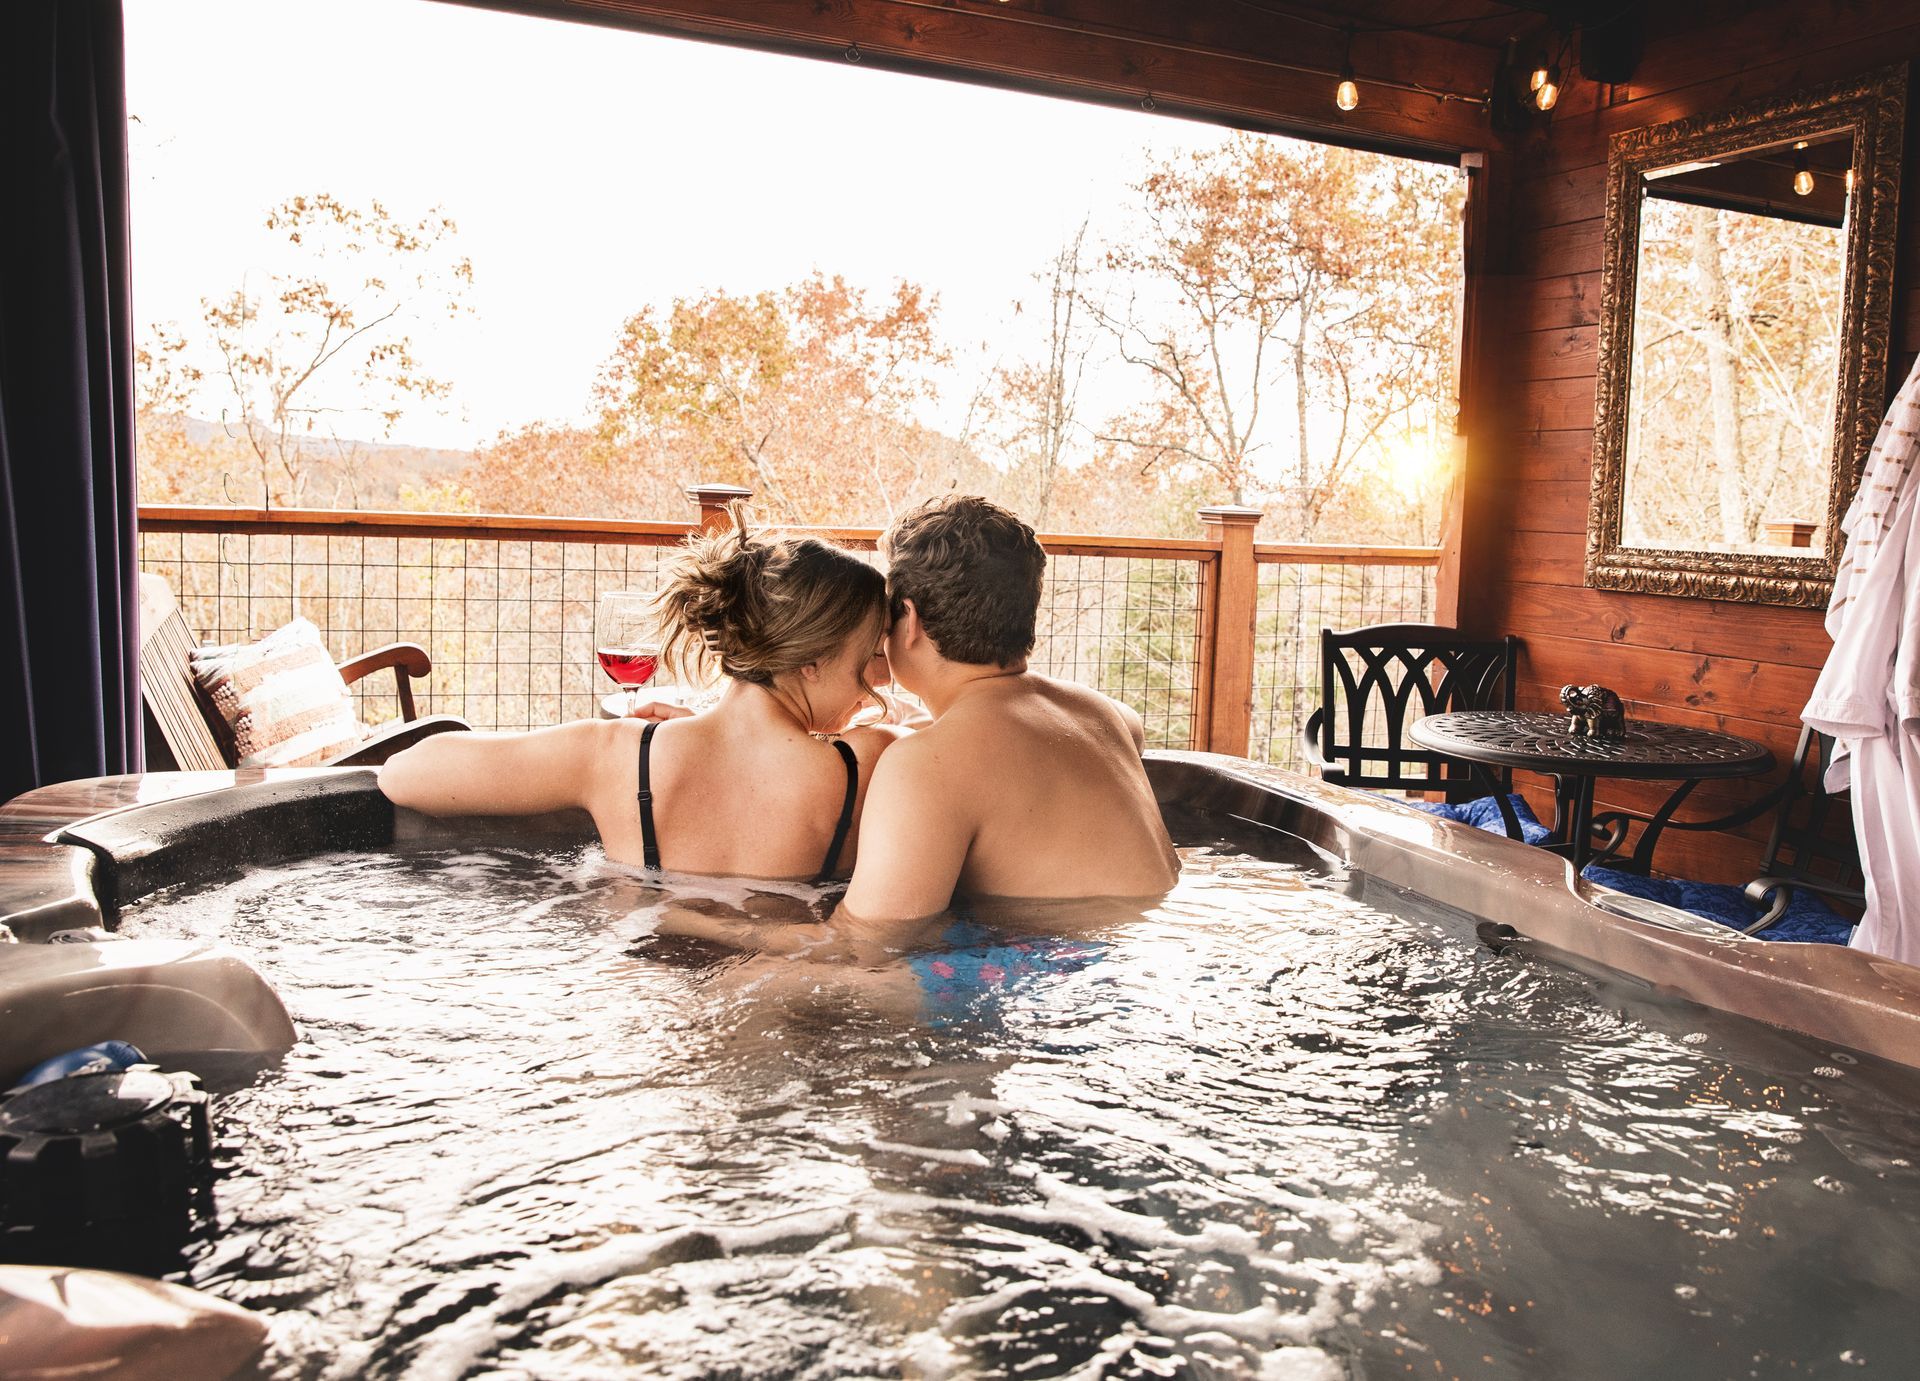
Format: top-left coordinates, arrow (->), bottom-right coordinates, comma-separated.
1196,505 -> 1261,758
685,483 -> 753,534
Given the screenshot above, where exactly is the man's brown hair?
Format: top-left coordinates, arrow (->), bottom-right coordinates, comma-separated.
882,494 -> 1045,667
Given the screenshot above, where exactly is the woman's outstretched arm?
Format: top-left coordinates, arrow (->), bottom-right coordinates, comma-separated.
379,719 -> 626,817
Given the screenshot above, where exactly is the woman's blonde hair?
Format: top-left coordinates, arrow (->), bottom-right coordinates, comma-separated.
652,503 -> 886,722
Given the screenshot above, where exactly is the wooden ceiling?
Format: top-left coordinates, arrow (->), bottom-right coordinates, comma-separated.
444,0 -> 1579,158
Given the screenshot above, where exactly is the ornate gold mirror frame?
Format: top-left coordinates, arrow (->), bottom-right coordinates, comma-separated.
1586,65 -> 1907,607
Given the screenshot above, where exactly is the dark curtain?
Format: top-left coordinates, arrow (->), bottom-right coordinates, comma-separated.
0,0 -> 140,802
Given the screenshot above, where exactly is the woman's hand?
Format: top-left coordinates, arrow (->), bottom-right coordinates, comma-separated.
623,699 -> 696,723
840,689 -> 930,732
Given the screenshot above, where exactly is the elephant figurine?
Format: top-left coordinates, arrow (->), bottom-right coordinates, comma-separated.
1559,683 -> 1627,739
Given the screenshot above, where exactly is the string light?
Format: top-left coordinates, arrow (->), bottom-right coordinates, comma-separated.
1528,52 -> 1550,92
1336,68 -> 1359,110
1793,151 -> 1814,197
1534,64 -> 1560,111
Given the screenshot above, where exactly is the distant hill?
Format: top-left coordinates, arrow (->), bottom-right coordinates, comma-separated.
157,414 -> 476,508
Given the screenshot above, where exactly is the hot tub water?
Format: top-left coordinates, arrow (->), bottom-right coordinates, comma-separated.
115,813 -> 1920,1380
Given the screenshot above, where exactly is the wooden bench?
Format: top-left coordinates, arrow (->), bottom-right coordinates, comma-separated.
138,574 -> 468,771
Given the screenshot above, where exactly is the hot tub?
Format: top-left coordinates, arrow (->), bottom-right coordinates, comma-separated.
3,755 -> 1919,1378
12,753 -> 1910,1078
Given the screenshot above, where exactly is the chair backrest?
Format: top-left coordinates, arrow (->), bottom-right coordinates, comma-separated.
1759,725 -> 1864,904
137,574 -> 233,771
1316,623 -> 1519,798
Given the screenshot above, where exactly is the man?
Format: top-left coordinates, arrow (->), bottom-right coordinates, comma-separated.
839,494 -> 1178,931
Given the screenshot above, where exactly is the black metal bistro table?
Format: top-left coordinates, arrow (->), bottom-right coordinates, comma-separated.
1407,710 -> 1774,870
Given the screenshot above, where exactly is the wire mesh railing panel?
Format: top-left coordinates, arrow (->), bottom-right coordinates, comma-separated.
1250,560 -> 1437,771
1033,555 -> 1206,750
138,529 -> 682,731
139,521 -> 1212,748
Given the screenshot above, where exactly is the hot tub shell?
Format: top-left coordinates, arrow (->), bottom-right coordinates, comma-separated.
1,753 -> 1916,1080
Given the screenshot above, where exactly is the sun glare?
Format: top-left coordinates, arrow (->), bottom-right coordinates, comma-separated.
1381,436 -> 1450,496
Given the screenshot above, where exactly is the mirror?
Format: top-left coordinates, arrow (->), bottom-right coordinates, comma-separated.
1586,65 -> 1906,607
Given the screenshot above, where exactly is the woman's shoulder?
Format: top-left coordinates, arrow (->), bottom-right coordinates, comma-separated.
836,723 -> 910,766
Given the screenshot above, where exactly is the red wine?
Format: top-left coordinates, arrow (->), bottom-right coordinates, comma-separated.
597,647 -> 659,686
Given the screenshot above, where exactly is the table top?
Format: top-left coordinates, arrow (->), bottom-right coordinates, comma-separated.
1408,710 -> 1773,780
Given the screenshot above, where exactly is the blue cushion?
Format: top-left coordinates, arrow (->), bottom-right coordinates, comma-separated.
1582,866 -> 1855,944
1407,793 -> 1552,846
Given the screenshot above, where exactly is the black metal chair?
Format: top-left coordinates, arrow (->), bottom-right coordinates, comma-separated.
1302,624 -> 1521,801
1586,725 -> 1863,936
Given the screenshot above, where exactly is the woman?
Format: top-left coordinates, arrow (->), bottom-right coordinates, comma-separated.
380,512 -> 901,879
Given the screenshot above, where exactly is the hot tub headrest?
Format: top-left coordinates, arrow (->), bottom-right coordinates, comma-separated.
57,771 -> 393,914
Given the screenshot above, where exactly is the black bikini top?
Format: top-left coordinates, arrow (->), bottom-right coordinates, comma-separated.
636,721 -> 859,882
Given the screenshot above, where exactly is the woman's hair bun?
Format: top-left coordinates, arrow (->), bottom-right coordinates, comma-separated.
652,501 -> 885,691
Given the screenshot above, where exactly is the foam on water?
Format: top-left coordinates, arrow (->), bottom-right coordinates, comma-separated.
115,811 -> 1920,1379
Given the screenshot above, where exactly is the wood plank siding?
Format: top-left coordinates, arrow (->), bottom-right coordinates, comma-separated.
1459,1 -> 1920,882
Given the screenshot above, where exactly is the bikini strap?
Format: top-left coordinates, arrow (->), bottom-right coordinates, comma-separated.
637,720 -> 662,871
817,738 -> 859,880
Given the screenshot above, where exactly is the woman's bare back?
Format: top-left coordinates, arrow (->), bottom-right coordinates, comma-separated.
596,715 -> 887,879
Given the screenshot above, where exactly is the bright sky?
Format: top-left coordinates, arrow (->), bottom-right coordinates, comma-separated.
124,0 -> 1240,452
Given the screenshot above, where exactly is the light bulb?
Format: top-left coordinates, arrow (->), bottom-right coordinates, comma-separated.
1535,67 -> 1560,111
1794,167 -> 1815,196
1529,62 -> 1549,92
1336,76 -> 1359,111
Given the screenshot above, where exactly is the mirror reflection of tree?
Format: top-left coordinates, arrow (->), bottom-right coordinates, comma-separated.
1624,196 -> 1844,549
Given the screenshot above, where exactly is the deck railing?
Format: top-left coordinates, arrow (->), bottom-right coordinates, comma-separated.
137,488 -> 1441,769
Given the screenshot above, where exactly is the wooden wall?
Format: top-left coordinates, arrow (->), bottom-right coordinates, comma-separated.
1458,1 -> 1920,883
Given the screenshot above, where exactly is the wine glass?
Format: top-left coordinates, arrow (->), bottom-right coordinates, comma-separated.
595,591 -> 660,715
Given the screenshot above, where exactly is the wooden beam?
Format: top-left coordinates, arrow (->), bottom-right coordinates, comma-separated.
1448,142 -> 1519,638
440,0 -> 1500,156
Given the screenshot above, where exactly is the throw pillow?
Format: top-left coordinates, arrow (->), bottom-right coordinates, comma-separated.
190,619 -> 365,767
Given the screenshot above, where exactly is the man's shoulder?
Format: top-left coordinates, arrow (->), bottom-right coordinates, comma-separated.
1028,672 -> 1113,707
875,714 -> 965,764
1021,674 -> 1135,730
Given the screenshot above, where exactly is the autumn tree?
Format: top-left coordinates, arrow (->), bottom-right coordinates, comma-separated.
132,322 -> 223,502
423,420 -> 694,520
590,273 -> 973,526
1624,198 -> 1843,547
1089,136 -> 1461,538
139,194 -> 473,508
978,221 -> 1100,528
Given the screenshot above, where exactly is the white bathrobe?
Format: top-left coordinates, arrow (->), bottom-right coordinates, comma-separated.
1802,355 -> 1920,965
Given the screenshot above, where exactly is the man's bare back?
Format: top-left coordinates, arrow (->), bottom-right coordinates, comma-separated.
840,670 -> 1178,925
828,496 -> 1182,931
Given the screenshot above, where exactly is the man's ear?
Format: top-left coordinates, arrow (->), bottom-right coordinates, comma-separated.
889,598 -> 925,650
